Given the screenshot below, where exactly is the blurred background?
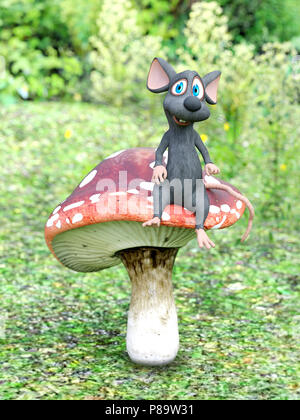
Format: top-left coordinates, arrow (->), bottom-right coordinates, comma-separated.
1,0 -> 299,223
0,0 -> 299,400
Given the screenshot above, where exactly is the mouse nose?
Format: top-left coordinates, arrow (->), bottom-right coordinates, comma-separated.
184,96 -> 202,112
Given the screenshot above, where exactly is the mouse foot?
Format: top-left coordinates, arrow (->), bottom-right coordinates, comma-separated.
143,217 -> 161,227
196,228 -> 215,250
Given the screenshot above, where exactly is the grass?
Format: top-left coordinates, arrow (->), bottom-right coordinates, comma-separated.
0,102 -> 299,400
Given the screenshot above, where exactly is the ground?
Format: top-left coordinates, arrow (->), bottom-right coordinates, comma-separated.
0,103 -> 299,400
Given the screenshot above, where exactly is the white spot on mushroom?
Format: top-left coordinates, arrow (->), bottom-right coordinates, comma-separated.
127,189 -> 139,195
90,194 -> 101,203
140,182 -> 154,191
236,200 -> 242,209
53,206 -> 61,215
72,213 -> 83,224
162,212 -> 170,221
216,217 -> 220,222
63,201 -> 85,212
46,214 -> 59,227
56,220 -> 62,229
149,161 -> 156,169
221,204 -> 230,213
230,208 -> 241,219
209,205 -> 220,214
147,196 -> 153,203
211,215 -> 227,230
109,192 -> 126,196
66,218 -> 70,224
205,175 -> 221,185
105,150 -> 125,160
79,170 -> 97,188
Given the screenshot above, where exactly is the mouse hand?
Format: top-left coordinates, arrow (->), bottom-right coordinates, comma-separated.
205,163 -> 220,176
152,166 -> 167,185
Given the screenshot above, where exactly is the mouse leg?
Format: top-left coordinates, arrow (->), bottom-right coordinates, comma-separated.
143,181 -> 171,227
184,180 -> 214,249
195,182 -> 215,249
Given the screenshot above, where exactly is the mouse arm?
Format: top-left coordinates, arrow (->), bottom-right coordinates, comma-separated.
194,132 -> 213,165
154,133 -> 169,167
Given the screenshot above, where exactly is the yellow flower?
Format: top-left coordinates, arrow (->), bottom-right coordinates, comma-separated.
201,134 -> 208,142
280,163 -> 287,171
224,122 -> 230,131
74,93 -> 82,102
64,129 -> 72,139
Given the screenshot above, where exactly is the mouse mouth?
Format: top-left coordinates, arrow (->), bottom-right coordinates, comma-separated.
173,116 -> 191,126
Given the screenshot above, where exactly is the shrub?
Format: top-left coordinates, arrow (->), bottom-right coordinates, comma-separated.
253,42 -> 300,220
132,0 -> 190,59
210,0 -> 300,49
178,2 -> 258,171
90,0 -> 161,106
0,0 -> 84,101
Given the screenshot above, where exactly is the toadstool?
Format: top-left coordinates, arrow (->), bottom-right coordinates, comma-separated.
45,148 -> 253,366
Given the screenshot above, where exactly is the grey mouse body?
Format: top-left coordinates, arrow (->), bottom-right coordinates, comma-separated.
143,58 -> 222,249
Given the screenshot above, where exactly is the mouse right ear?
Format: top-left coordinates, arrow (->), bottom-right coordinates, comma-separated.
147,58 -> 176,93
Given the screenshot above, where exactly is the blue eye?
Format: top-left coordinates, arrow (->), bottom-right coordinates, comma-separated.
193,85 -> 200,96
192,77 -> 204,99
176,82 -> 183,93
171,79 -> 187,96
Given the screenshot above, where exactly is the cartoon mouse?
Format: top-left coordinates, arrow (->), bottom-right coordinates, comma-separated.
143,58 -> 254,249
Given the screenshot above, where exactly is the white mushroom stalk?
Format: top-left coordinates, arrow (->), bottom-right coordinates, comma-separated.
119,247 -> 179,366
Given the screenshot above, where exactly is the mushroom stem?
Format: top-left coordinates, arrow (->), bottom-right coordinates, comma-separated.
119,247 -> 179,366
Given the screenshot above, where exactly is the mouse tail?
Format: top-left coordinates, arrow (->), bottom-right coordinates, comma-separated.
204,182 -> 254,242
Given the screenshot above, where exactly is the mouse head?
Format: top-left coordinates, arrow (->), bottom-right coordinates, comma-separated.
147,57 -> 221,128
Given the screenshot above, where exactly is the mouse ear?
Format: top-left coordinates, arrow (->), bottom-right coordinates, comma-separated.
147,58 -> 176,93
202,71 -> 221,104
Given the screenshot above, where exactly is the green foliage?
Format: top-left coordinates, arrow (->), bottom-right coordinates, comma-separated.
132,0 -> 189,59
133,0 -> 300,52
215,0 -> 300,49
252,43 -> 300,220
59,0 -> 102,54
133,0 -> 183,38
1,0 -> 299,102
90,0 -> 161,106
0,0 -> 84,101
0,102 -> 299,400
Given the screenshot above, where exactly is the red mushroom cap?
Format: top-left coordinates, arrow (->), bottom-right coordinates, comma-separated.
45,148 -> 246,272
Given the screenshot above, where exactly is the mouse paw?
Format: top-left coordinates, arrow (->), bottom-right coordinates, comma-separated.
143,217 -> 161,227
196,228 -> 215,250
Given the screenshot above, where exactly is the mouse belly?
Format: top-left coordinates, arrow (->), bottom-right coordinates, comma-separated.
166,158 -> 203,183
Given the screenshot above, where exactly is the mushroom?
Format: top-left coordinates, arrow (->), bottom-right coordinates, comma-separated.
45,148 -> 252,366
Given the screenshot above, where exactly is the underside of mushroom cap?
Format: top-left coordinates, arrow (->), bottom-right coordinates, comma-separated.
45,148 -> 246,272
52,221 -> 194,272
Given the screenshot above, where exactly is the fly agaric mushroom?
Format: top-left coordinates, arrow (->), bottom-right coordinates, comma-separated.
45,148 -> 253,366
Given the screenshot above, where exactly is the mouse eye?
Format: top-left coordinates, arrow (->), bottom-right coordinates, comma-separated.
192,77 -> 204,99
171,79 -> 187,96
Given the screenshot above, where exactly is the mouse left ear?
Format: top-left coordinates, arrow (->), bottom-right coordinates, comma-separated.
202,71 -> 221,104
147,58 -> 176,93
